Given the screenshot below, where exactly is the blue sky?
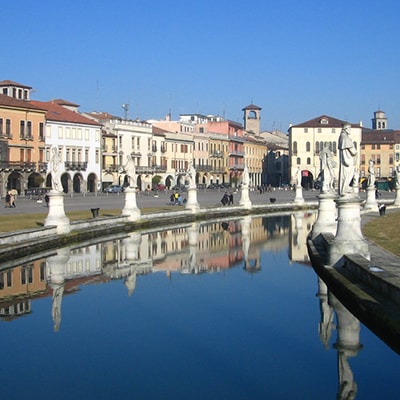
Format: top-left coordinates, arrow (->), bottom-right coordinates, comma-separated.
2,0 -> 400,132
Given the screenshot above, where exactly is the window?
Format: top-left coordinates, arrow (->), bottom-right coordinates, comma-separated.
27,121 -> 32,138
20,120 -> 25,137
39,123 -> 44,140
293,141 -> 298,154
6,119 -> 11,136
306,141 -> 310,152
307,157 -> 311,165
296,157 -> 301,165
304,128 -> 308,133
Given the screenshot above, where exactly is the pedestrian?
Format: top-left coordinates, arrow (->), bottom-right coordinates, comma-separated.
10,192 -> 16,208
170,193 -> 175,205
228,193 -> 234,205
221,192 -> 228,206
375,189 -> 381,199
174,192 -> 179,204
45,193 -> 50,207
178,194 -> 183,205
5,191 -> 11,208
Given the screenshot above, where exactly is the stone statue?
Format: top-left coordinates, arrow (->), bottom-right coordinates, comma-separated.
395,167 -> 400,189
296,166 -> 302,187
319,146 -> 335,193
338,124 -> 357,196
367,159 -> 375,188
50,146 -> 63,192
123,155 -> 136,188
187,162 -> 196,188
242,165 -> 250,187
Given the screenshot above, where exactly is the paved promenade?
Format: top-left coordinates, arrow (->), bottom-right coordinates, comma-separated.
0,187 -> 395,216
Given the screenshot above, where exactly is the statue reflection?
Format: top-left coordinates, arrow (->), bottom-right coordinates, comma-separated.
316,277 -> 335,349
181,223 -> 200,274
329,292 -> 362,400
122,232 -> 143,296
47,248 -> 71,332
241,216 -> 260,273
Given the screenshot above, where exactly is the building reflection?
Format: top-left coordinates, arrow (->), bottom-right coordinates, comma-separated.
0,214 -> 293,328
289,211 -> 317,263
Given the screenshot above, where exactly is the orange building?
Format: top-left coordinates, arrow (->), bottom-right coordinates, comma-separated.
0,80 -> 47,196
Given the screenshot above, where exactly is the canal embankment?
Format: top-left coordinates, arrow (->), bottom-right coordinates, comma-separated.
307,207 -> 400,353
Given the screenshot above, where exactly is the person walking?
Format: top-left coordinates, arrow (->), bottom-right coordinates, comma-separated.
9,192 -> 16,208
5,191 -> 11,208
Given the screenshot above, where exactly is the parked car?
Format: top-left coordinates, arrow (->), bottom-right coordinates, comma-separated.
152,184 -> 166,191
103,185 -> 124,193
171,185 -> 186,191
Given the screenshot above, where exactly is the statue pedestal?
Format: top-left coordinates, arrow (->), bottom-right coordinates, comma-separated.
122,188 -> 141,221
239,185 -> 252,209
329,196 -> 370,267
44,191 -> 70,234
394,187 -> 400,206
185,186 -> 200,213
364,186 -> 378,211
294,185 -> 304,203
310,192 -> 338,239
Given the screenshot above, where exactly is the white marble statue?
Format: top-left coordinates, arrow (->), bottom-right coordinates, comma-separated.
367,159 -> 375,188
319,146 -> 335,192
242,165 -> 250,187
187,162 -> 196,187
123,155 -> 136,188
338,124 -> 357,196
50,146 -> 63,192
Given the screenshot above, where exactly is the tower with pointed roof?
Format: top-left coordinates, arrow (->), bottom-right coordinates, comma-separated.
242,104 -> 262,135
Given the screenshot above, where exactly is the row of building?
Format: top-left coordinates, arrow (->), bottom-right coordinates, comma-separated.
0,78 -> 399,196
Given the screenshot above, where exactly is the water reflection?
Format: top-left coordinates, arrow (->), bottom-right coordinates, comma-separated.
0,212 -> 398,399
0,213 -> 315,326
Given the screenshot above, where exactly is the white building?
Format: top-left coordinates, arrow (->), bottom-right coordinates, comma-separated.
288,115 -> 362,189
32,99 -> 102,193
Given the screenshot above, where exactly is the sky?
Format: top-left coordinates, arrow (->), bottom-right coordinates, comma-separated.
2,0 -> 400,132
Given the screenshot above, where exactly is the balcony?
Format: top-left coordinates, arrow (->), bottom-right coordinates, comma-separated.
65,161 -> 88,171
210,151 -> 224,158
153,165 -> 167,172
136,166 -> 154,174
161,146 -> 167,153
0,161 -> 37,171
104,164 -> 120,172
210,167 -> 226,174
229,151 -> 245,157
196,165 -> 212,172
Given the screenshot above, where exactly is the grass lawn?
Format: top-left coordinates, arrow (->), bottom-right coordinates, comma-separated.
362,210 -> 400,256
0,207 -> 174,233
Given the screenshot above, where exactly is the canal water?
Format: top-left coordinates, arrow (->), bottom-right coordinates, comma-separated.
0,213 -> 399,399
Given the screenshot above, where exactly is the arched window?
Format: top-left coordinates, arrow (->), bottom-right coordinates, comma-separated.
315,141 -> 320,154
297,157 -> 301,165
248,111 -> 257,119
307,157 -> 311,165
306,141 -> 310,152
293,141 -> 298,154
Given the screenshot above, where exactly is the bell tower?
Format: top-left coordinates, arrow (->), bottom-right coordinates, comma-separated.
372,110 -> 388,130
242,104 -> 262,134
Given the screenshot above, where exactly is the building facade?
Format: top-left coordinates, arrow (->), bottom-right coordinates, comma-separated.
0,81 -> 47,196
289,115 -> 362,189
